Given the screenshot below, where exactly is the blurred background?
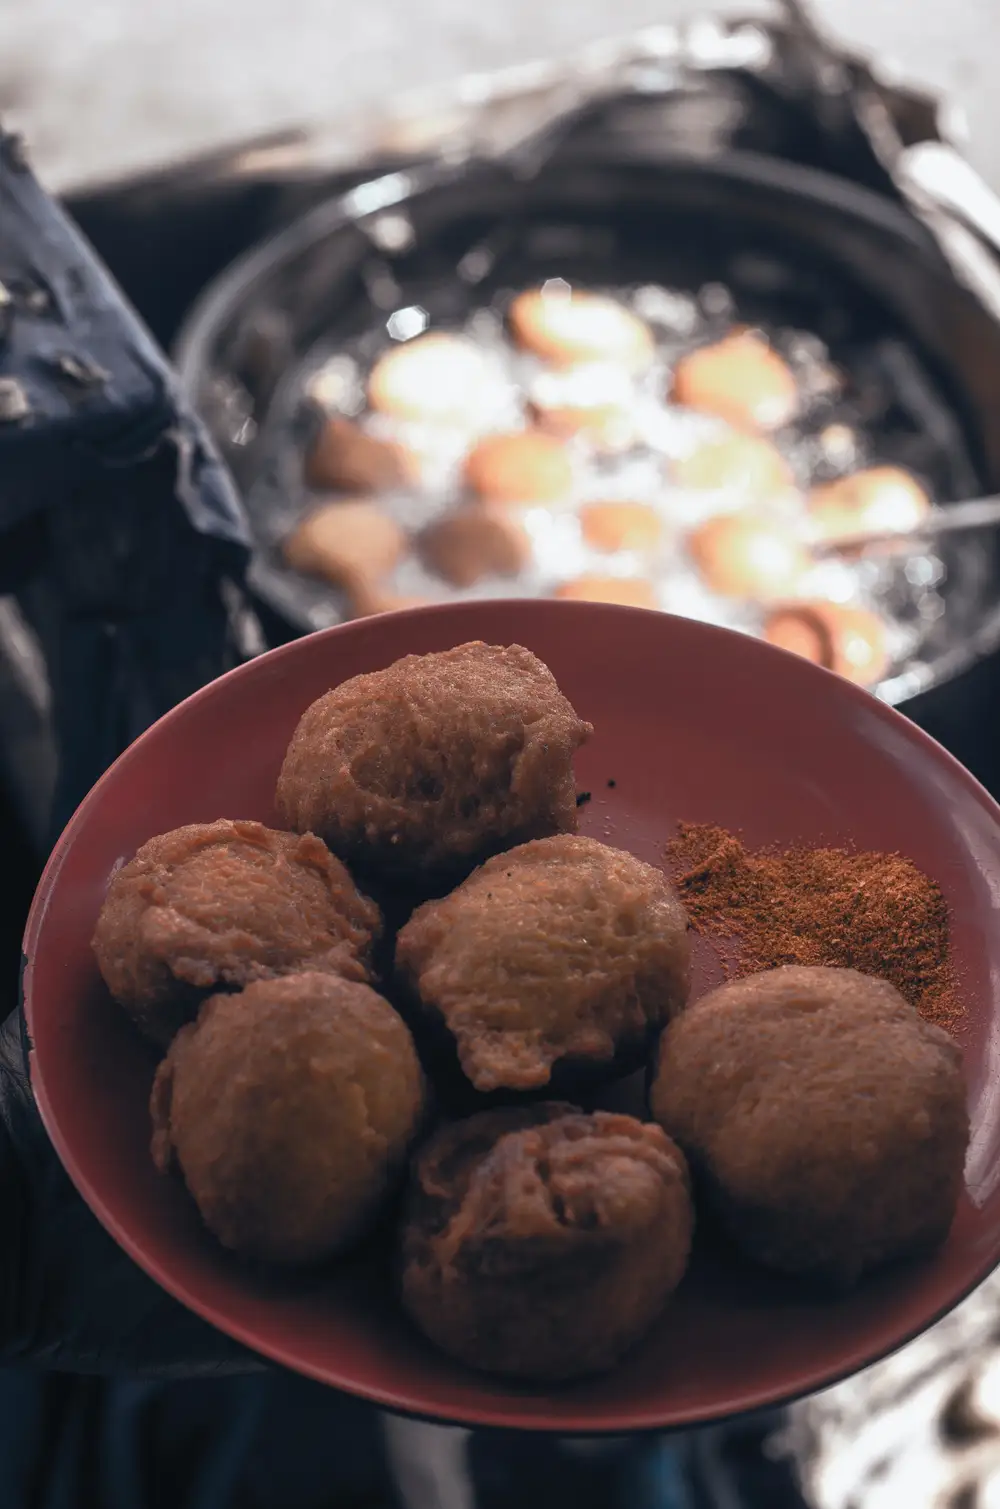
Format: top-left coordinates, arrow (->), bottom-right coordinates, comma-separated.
2,0 -> 997,193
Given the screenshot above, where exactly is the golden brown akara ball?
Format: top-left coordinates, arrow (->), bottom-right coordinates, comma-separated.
395,835 -> 691,1094
276,642 -> 592,886
367,333 -> 502,426
400,1103 -> 694,1380
304,415 -> 414,493
151,971 -> 426,1264
282,500 -> 406,591
417,507 -> 530,587
672,433 -> 794,505
509,288 -> 655,372
529,359 -> 639,452
553,576 -> 659,609
464,430 -> 574,506
672,331 -> 799,431
349,583 -> 430,619
92,819 -> 381,1048
579,501 -> 663,554
688,513 -> 812,601
762,600 -> 890,687
651,965 -> 968,1285
807,466 -> 931,544
532,400 -> 637,453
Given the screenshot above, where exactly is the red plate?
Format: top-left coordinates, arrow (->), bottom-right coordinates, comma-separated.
22,600 -> 1000,1431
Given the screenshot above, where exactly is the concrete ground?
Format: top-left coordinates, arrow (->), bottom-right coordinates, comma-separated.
0,0 -> 998,193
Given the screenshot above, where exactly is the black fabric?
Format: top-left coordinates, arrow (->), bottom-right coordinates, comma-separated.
1,126 -> 255,836
0,1370 -> 394,1509
0,1007 -> 254,1380
0,127 -> 249,553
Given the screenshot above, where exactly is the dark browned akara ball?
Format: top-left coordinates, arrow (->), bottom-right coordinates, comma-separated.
92,819 -> 381,1048
651,965 -> 969,1285
395,834 -> 691,1094
151,972 -> 426,1265
400,1103 -> 693,1380
418,508 -> 530,588
276,642 -> 592,886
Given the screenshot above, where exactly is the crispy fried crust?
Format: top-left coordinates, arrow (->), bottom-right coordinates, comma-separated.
92,819 -> 380,1047
150,972 -> 426,1264
395,835 -> 691,1093
651,965 -> 969,1284
400,1104 -> 693,1379
275,642 -> 592,885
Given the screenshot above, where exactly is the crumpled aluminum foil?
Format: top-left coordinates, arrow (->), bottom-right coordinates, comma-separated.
779,1267 -> 1000,1509
197,0 -> 1000,329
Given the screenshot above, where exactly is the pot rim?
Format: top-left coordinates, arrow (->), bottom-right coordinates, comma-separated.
174,146 -> 1000,706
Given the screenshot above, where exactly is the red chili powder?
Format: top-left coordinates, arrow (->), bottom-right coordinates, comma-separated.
664,822 -> 960,1032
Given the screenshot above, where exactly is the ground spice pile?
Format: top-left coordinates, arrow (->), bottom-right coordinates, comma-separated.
665,822 -> 960,1031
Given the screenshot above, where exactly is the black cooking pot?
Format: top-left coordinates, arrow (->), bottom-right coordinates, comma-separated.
174,111 -> 1000,791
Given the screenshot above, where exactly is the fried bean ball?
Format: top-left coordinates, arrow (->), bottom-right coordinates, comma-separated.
92,820 -> 381,1048
276,642 -> 592,886
304,416 -> 413,493
282,500 -> 406,592
673,433 -> 795,505
688,513 -> 812,601
579,501 -> 663,554
651,965 -> 968,1285
349,584 -> 430,618
763,600 -> 890,687
400,1103 -> 693,1380
807,466 -> 931,544
554,576 -> 659,609
151,972 -> 426,1264
534,403 -> 636,452
509,288 -> 655,372
395,835 -> 691,1094
418,508 -> 530,587
368,334 -> 503,427
529,361 -> 638,451
464,430 -> 574,506
672,332 -> 799,431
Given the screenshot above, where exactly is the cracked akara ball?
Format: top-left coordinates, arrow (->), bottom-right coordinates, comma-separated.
400,1103 -> 693,1380
672,331 -> 799,431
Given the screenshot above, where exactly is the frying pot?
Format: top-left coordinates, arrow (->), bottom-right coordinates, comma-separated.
175,80 -> 1000,789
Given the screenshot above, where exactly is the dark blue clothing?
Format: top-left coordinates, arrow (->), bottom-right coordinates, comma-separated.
0,1371 -> 388,1509
0,1371 -> 700,1509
